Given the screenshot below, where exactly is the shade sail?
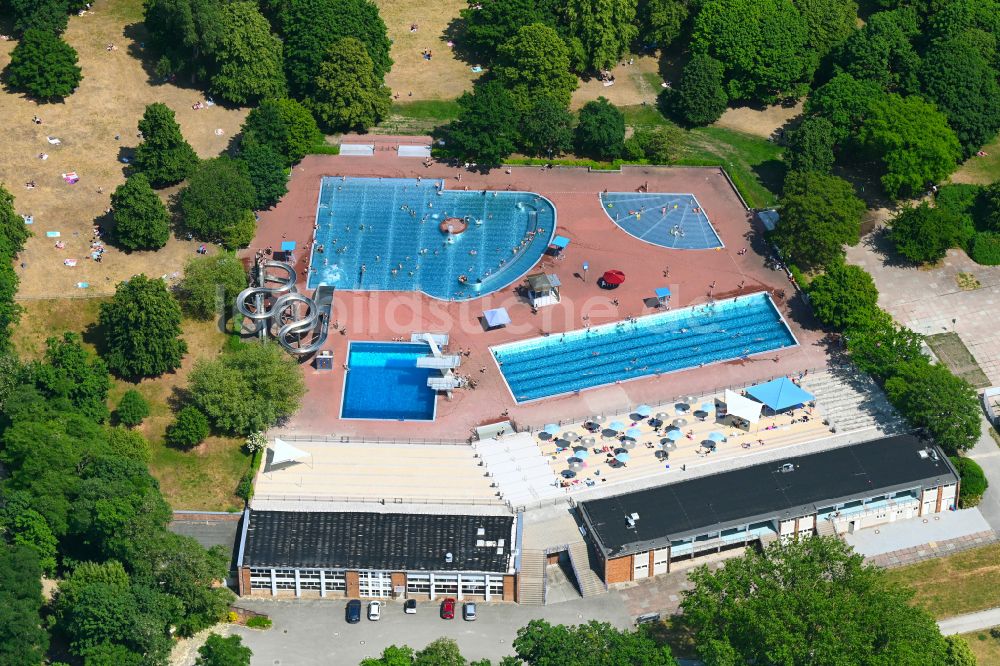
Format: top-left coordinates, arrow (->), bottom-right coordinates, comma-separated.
745,377 -> 814,411
270,438 -> 310,466
483,307 -> 511,328
724,389 -> 762,424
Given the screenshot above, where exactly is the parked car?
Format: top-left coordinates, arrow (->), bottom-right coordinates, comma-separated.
404,599 -> 418,614
346,599 -> 361,624
440,597 -> 456,619
463,602 -> 477,621
368,601 -> 382,621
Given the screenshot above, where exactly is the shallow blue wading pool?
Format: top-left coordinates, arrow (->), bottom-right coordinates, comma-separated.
491,292 -> 797,403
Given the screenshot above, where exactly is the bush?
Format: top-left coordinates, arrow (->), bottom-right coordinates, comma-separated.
890,203 -> 962,264
970,232 -> 1000,265
166,406 -> 210,449
245,615 -> 272,629
177,253 -> 249,321
949,456 -> 987,507
115,390 -> 150,428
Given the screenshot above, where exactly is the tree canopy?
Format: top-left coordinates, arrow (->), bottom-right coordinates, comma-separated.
667,53 -> 728,126
99,275 -> 188,379
833,8 -> 920,93
0,545 -> 49,666
511,619 -> 675,665
177,252 -> 248,320
239,143 -> 289,210
188,342 -> 305,435
166,405 -> 211,449
110,173 -> 171,251
784,116 -> 835,173
179,157 -> 257,249
566,0 -> 638,71
241,97 -> 323,167
950,456 -> 988,508
4,29 -> 82,101
637,0 -> 690,50
575,97 -> 625,160
133,103 -> 200,188
845,308 -> 924,378
884,360 -> 981,454
771,171 -> 865,269
680,537 -> 963,665
208,1 -> 287,105
518,96 -> 575,158
115,389 -> 150,428
31,331 -> 111,422
308,37 -> 392,132
857,93 -> 961,199
891,202 -> 963,264
804,73 -> 886,144
196,633 -> 253,666
495,23 -> 578,109
434,81 -> 518,169
808,262 -> 880,330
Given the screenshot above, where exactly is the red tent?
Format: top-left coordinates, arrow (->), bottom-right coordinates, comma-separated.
602,269 -> 626,285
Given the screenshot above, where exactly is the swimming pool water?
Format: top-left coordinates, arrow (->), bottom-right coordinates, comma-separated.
491,293 -> 796,402
600,192 -> 723,250
308,177 -> 556,300
340,342 -> 438,421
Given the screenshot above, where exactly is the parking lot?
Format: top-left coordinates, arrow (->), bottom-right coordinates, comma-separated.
228,595 -> 633,664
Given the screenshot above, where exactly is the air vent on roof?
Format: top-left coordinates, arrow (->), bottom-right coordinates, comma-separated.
476,540 -> 485,548
477,527 -> 485,536
445,552 -> 453,564
779,463 -> 795,473
496,547 -> 504,555
918,450 -> 929,459
630,512 -> 640,521
626,517 -> 636,530
498,539 -> 505,547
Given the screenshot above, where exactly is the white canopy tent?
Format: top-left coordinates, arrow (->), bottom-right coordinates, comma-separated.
723,389 -> 763,424
269,438 -> 312,468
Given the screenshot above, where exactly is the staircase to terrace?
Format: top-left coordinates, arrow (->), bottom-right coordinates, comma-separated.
800,366 -> 906,436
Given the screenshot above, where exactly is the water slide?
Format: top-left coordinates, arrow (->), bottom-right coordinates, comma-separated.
235,261 -> 333,356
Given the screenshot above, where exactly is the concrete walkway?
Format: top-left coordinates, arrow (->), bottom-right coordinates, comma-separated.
939,607 -> 1000,636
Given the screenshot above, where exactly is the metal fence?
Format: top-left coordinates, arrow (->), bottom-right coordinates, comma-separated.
271,433 -> 471,446
253,493 -> 503,507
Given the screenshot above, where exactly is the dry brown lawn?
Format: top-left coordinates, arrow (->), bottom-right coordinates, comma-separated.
0,0 -> 247,299
570,55 -> 663,110
714,101 -> 803,139
885,542 -> 1000,619
13,297 -> 247,511
375,0 -> 478,100
963,632 -> 1000,666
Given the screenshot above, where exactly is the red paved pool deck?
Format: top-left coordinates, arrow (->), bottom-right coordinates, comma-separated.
247,137 -> 830,440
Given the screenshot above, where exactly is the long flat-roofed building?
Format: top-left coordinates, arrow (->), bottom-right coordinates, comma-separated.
578,434 -> 959,585
236,510 -> 519,601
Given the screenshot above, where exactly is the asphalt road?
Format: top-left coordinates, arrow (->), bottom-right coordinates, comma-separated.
968,414 -> 1000,533
230,595 -> 633,665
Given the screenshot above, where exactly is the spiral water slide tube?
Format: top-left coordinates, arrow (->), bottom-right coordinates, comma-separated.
235,261 -> 333,356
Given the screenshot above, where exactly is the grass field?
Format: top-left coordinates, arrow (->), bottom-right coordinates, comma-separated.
885,542 -> 1000,619
13,297 -> 247,511
953,133 -> 1000,185
963,631 -> 1000,665
925,332 -> 992,389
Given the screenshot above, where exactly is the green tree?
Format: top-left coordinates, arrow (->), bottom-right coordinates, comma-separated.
833,8 -> 920,93
280,0 -> 392,98
804,73 -> 886,144
177,253 -> 248,320
666,53 -> 728,126
308,37 -> 391,132
0,545 -> 49,666
241,97 -> 323,167
495,23 -> 577,109
142,0 -> 224,79
0,493 -> 58,575
208,1 -> 287,105
638,0 -> 689,49
784,116 -> 835,173
106,426 -> 152,463
949,456 -> 987,508
512,619 -> 674,665
890,202 -> 962,264
518,96 -> 575,158
361,645 -> 416,666
794,0 -> 858,60
0,184 -> 32,257
575,97 -> 625,160
771,171 -> 865,269
984,182 -> 1000,232
566,0 -> 638,71
691,0 -> 811,103
845,309 -> 924,378
808,262 -> 879,330
885,360 -> 981,454
458,0 -> 560,63
414,638 -> 467,665
99,275 -> 188,379
944,635 -> 978,666
10,0 -> 68,34
165,406 -> 210,448
32,331 -> 111,423
858,94 -> 962,199
179,157 -> 257,248
239,144 -> 288,210
434,81 -> 518,169
680,536 -> 957,665
4,29 -> 82,101
188,343 -> 305,435
919,35 -> 1000,157
110,174 -> 170,251
115,389 -> 150,428
197,634 -> 252,666
133,103 -> 200,188
625,126 -> 683,164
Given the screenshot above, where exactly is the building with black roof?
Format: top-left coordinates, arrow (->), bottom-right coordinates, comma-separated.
577,434 -> 959,585
236,510 -> 519,601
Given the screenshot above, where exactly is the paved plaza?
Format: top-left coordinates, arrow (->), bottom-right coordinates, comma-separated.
847,237 -> 1000,385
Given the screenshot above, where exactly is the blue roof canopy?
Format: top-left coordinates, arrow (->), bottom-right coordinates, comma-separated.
655,287 -> 672,299
550,235 -> 570,249
281,240 -> 297,251
483,307 -> 511,328
745,377 -> 814,411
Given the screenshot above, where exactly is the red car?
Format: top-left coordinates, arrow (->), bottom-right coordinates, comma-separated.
440,598 -> 456,619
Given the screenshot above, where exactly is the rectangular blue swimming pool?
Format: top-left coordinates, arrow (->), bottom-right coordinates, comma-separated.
491,293 -> 797,403
340,342 -> 438,421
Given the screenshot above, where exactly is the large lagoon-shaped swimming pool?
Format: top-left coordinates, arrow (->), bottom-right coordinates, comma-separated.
308,177 -> 556,300
491,293 -> 797,402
